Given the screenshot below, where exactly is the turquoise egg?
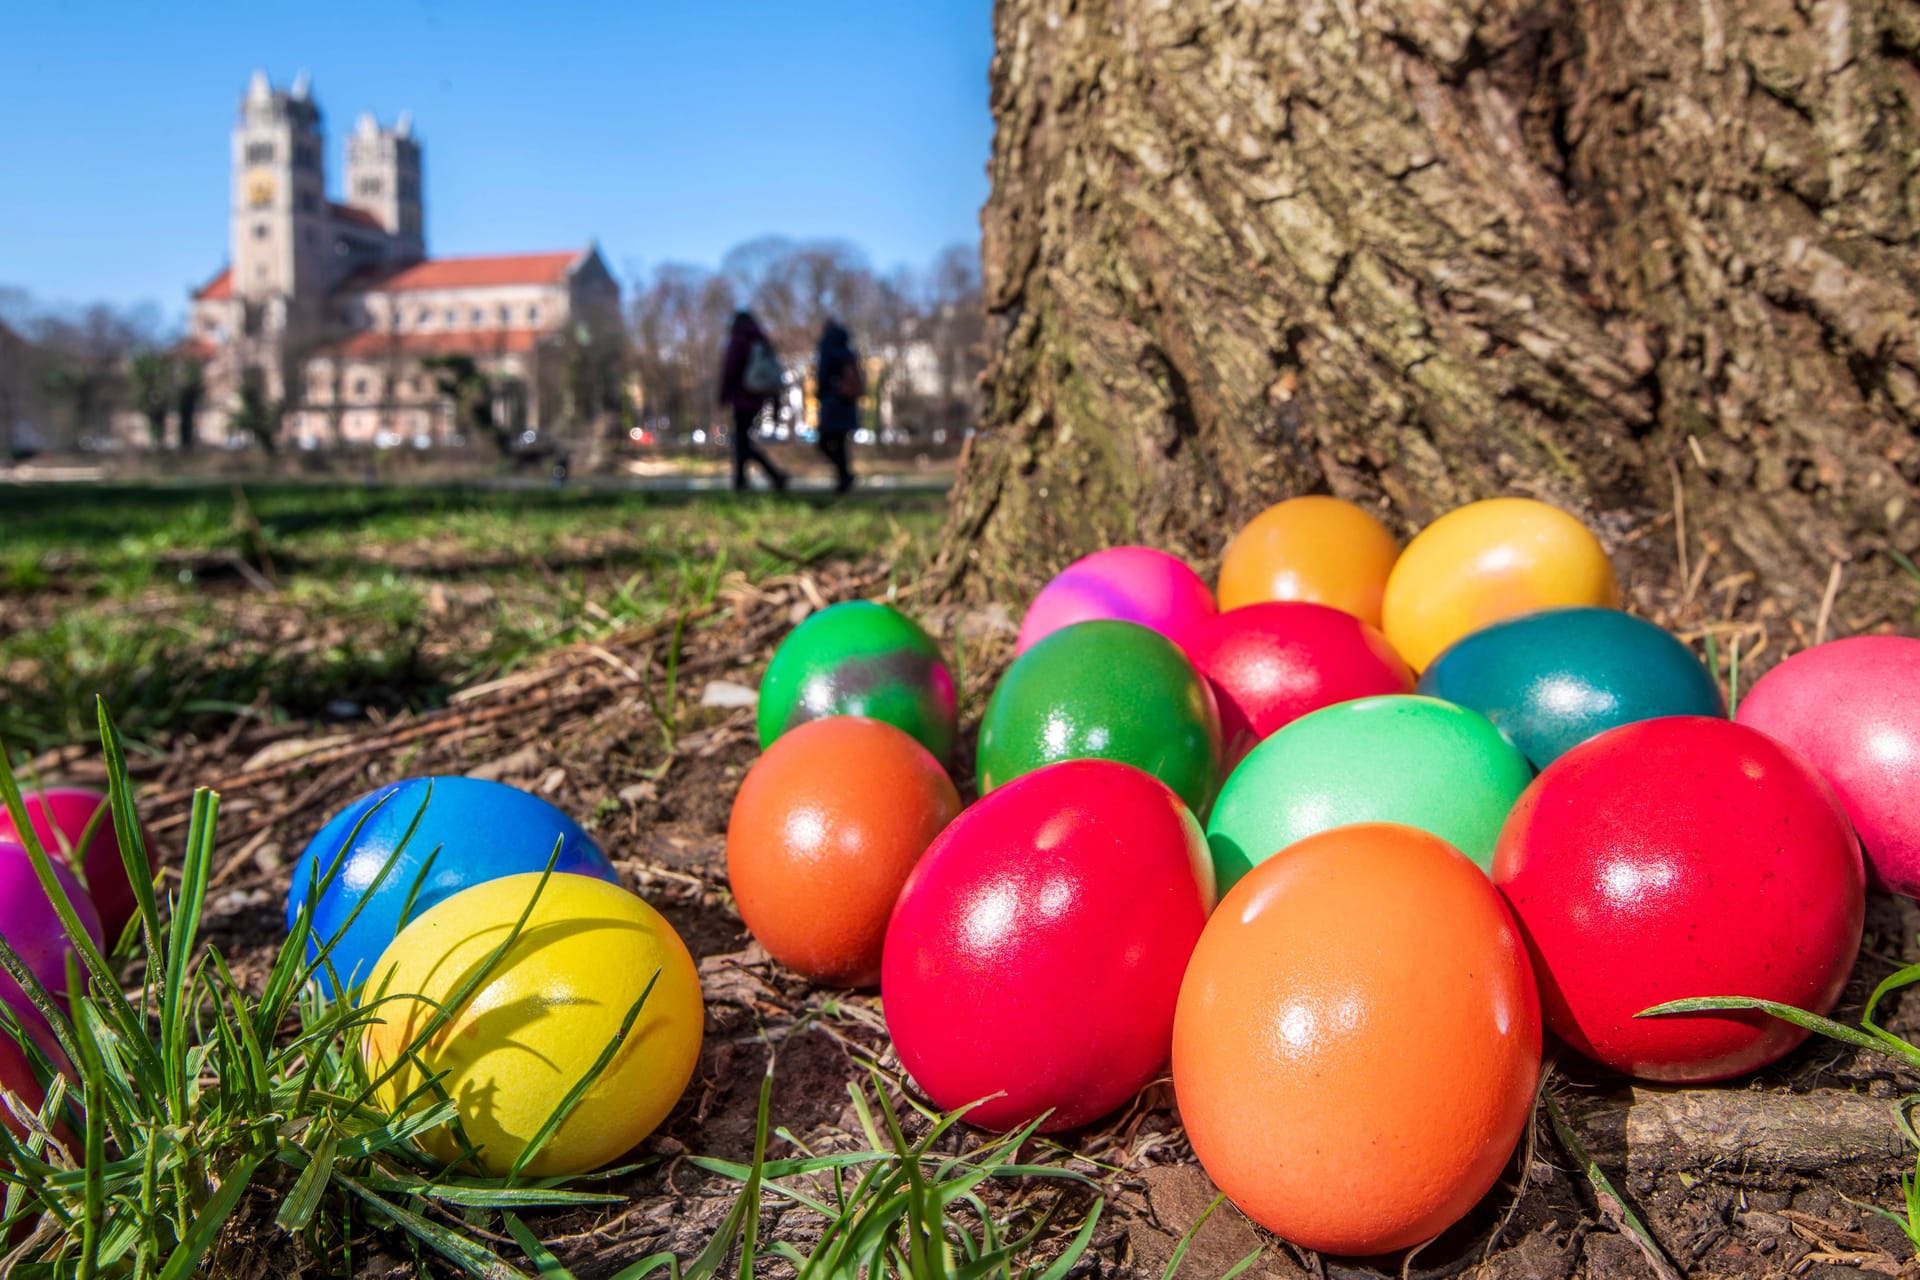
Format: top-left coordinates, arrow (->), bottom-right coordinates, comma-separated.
1417,608 -> 1724,770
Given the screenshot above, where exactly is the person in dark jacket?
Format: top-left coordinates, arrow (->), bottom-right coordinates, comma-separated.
813,319 -> 861,494
717,309 -> 788,493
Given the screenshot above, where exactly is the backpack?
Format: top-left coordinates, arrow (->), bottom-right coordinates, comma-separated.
743,341 -> 783,397
834,354 -> 865,401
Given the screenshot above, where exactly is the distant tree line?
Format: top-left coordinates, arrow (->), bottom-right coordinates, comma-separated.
0,238 -> 984,456
0,288 -> 200,457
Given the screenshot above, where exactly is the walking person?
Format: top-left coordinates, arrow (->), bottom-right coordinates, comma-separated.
813,319 -> 862,494
717,309 -> 788,493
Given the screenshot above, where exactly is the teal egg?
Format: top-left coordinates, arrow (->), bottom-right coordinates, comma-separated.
1417,607 -> 1724,770
1205,695 -> 1530,892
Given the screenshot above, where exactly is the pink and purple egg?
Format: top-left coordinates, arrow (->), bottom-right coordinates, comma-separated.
1017,546 -> 1217,657
0,840 -> 102,1031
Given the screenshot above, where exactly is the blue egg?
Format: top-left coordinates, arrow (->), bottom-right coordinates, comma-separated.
285,776 -> 617,997
1416,607 -> 1725,770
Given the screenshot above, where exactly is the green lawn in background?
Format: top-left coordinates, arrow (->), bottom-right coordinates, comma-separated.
1,480 -> 946,753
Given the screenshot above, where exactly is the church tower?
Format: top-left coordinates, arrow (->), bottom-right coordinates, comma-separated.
346,111 -> 425,262
230,69 -> 328,307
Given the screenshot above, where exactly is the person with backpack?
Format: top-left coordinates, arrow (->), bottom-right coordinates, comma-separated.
813,319 -> 863,495
718,309 -> 789,493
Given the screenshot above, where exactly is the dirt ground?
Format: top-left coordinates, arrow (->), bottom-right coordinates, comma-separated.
23,525 -> 1920,1279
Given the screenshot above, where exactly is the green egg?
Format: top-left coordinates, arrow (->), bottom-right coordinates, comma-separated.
976,620 -> 1223,816
757,602 -> 957,759
1206,694 -> 1532,893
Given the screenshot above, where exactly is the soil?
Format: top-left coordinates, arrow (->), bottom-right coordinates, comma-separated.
25,538 -> 1920,1279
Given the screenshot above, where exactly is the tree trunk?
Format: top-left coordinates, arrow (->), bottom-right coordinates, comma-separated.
943,0 -> 1920,645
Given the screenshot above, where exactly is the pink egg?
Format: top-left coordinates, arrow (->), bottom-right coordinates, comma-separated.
1016,547 -> 1217,656
1736,635 -> 1920,897
0,840 -> 103,1032
0,788 -> 140,942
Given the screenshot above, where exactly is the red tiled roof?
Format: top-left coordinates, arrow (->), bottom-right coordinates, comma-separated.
193,267 -> 232,300
329,202 -> 387,231
310,328 -> 549,360
340,251 -> 581,294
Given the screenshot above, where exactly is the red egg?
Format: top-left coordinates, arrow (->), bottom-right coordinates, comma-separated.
1735,636 -> 1920,897
881,759 -> 1214,1131
0,788 -> 140,942
0,1019 -> 70,1144
1186,603 -> 1415,762
1493,717 -> 1864,1082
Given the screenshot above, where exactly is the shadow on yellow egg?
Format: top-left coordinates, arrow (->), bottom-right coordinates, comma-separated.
360,872 -> 704,1178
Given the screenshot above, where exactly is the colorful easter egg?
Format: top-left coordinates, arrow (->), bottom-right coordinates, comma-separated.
1016,546 -> 1217,656
882,760 -> 1213,1132
1383,498 -> 1619,671
285,777 -> 618,998
977,620 -> 1223,816
1175,822 -> 1540,1255
1494,717 -> 1863,1081
0,841 -> 103,1030
1419,608 -> 1724,770
757,602 -> 958,759
362,872 -> 703,1177
1736,636 -> 1920,897
0,788 -> 141,942
1187,602 -> 1414,763
1206,695 -> 1530,893
727,717 -> 960,986
1216,496 -> 1401,626
0,1018 -> 70,1144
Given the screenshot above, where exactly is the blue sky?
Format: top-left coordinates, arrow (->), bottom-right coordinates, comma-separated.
0,1 -> 994,321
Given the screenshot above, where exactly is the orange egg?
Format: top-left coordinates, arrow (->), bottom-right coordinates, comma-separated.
1173,822 -> 1540,1256
1382,498 -> 1618,671
1217,497 -> 1400,626
727,716 -> 960,986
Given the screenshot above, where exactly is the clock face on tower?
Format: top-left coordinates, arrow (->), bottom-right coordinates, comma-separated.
246,169 -> 275,208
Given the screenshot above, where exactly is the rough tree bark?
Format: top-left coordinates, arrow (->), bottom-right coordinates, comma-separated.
942,0 -> 1920,637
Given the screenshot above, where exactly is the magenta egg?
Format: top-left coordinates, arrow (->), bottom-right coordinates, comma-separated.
1016,546 -> 1217,656
881,759 -> 1214,1131
0,841 -> 103,1030
0,788 -> 140,941
1737,636 -> 1920,897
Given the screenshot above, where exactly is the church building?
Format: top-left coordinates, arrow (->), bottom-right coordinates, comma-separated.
182,71 -> 622,447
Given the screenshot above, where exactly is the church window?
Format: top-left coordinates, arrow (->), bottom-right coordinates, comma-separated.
353,377 -> 369,398
416,308 -> 431,327
498,306 -> 511,326
471,309 -> 484,325
245,141 -> 274,165
356,176 -> 383,198
252,223 -> 269,240
445,309 -> 457,325
527,306 -> 541,323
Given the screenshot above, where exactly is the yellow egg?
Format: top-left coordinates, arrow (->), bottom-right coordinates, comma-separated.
360,872 -> 704,1177
1382,498 -> 1619,672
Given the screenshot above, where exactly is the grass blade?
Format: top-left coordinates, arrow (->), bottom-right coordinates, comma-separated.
276,1126 -> 339,1234
334,1171 -> 530,1280
1639,996 -> 1920,1069
505,1213 -> 579,1279
1543,1091 -> 1680,1280
507,970 -> 659,1183
156,1151 -> 268,1280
